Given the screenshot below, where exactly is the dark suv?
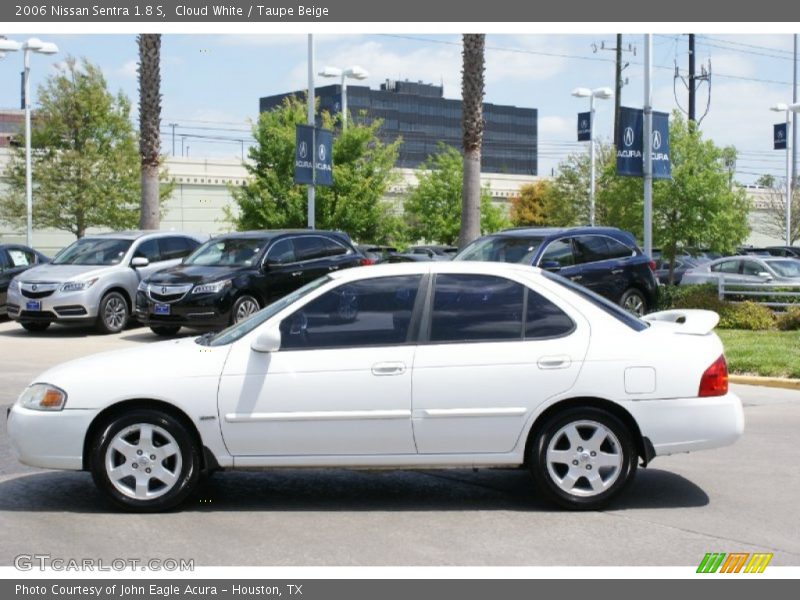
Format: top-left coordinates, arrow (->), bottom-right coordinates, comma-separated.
454,226 -> 658,315
135,230 -> 369,335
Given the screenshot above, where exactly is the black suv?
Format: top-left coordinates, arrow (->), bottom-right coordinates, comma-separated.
454,226 -> 658,315
135,230 -> 368,335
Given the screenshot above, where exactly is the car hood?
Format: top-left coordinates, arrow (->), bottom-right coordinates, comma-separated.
146,264 -> 249,285
29,336 -> 232,409
16,263 -> 113,283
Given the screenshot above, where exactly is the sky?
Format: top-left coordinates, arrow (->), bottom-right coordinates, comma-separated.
0,33 -> 796,184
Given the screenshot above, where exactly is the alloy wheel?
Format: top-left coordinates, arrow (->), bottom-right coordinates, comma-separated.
234,297 -> 259,322
104,296 -> 127,330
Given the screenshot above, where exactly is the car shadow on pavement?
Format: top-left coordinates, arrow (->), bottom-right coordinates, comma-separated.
117,330 -> 199,344
0,321 -> 144,339
0,467 -> 709,513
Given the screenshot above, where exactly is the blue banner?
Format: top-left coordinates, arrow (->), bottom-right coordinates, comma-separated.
615,107 -> 671,179
774,123 -> 787,150
294,125 -> 334,186
577,111 -> 591,142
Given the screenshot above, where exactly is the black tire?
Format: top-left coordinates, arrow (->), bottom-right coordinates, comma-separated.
96,291 -> 129,334
619,288 -> 647,316
529,407 -> 637,510
231,294 -> 260,324
20,321 -> 51,332
89,409 -> 201,512
150,325 -> 181,337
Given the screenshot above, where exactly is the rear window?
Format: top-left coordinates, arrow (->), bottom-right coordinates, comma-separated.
542,271 -> 649,332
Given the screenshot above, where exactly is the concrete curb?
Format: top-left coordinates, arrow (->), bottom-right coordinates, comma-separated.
730,375 -> 800,390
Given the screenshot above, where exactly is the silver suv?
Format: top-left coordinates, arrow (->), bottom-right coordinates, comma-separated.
7,231 -> 206,334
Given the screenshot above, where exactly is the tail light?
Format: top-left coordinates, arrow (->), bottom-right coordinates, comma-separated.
699,355 -> 728,397
648,260 -> 657,272
359,257 -> 376,266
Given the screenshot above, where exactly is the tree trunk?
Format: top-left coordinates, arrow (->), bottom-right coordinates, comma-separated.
138,34 -> 161,230
458,33 -> 486,250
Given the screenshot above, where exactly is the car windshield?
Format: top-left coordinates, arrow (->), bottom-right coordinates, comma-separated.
767,260 -> 800,278
185,237 -> 269,267
52,238 -> 132,266
203,276 -> 332,347
455,236 -> 545,264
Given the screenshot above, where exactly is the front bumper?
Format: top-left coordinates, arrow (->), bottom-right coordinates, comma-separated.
623,391 -> 744,456
135,290 -> 233,329
6,404 -> 99,470
7,286 -> 99,323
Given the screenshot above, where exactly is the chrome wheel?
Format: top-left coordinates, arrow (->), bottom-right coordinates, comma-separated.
622,292 -> 645,316
103,296 -> 127,330
545,420 -> 624,498
234,296 -> 259,322
104,423 -> 183,501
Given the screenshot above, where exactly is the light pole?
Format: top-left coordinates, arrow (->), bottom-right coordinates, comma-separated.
571,86 -> 613,227
2,38 -> 59,247
771,102 -> 800,245
318,65 -> 369,130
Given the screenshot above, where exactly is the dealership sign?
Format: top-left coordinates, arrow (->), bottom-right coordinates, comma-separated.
577,111 -> 591,142
774,123 -> 787,150
294,124 -> 333,186
616,106 -> 671,179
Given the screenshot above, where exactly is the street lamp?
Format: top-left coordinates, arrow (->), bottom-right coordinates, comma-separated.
318,65 -> 369,129
3,38 -> 59,247
770,102 -> 800,245
572,86 -> 613,227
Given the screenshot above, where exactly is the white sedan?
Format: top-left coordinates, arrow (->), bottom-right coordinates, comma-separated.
7,262 -> 743,511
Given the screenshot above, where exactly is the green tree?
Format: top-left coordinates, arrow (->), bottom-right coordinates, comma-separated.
509,180 -> 555,226
1,57 -> 164,238
405,145 -> 508,245
226,96 -> 403,244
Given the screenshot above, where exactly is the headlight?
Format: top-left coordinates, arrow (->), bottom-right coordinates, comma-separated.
17,383 -> 67,411
60,278 -> 98,292
9,278 -> 20,292
192,280 -> 232,294
137,280 -> 148,292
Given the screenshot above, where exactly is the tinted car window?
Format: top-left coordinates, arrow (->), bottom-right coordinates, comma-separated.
293,236 -> 327,261
186,237 -> 268,266
160,236 -> 194,260
266,238 -> 297,265
573,236 -> 609,263
711,260 -> 740,274
6,248 -> 34,267
456,236 -> 544,264
280,275 -> 422,349
430,274 -> 524,343
526,291 -> 575,339
742,260 -> 764,276
539,238 -> 575,267
768,260 -> 800,277
604,237 -> 634,259
0,251 -> 9,270
135,239 -> 161,262
53,238 -> 133,266
320,237 -> 350,257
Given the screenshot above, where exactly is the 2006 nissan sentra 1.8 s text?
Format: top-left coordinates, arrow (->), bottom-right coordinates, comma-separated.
6,262 -> 743,512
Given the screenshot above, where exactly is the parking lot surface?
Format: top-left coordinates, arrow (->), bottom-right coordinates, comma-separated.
1,319 -> 798,566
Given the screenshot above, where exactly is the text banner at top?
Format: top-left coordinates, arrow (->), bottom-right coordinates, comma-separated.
4,0 -> 800,22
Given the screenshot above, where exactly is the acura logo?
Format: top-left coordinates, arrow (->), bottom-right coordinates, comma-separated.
161,286 -> 168,294
299,141 -> 308,159
580,119 -> 588,129
318,143 -> 326,161
652,130 -> 662,150
31,284 -> 38,291
624,127 -> 635,147
777,130 -> 785,140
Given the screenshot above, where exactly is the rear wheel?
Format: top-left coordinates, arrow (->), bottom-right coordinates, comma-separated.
96,291 -> 129,334
20,321 -> 51,332
89,409 -> 200,512
150,325 -> 181,337
619,288 -> 647,316
530,407 -> 637,510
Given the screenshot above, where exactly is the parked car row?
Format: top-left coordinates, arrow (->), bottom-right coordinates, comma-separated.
681,255 -> 800,286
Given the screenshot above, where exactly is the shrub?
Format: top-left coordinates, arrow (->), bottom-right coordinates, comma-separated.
658,284 -> 725,312
776,306 -> 800,331
718,301 -> 776,330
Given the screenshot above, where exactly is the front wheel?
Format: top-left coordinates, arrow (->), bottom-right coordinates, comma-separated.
530,407 -> 637,510
89,409 -> 200,512
231,294 -> 260,324
619,288 -> 647,316
96,291 -> 129,334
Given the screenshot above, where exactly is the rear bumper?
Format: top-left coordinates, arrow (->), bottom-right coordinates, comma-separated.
623,392 -> 744,456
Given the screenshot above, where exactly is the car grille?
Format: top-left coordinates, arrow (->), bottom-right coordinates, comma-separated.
147,284 -> 193,303
20,282 -> 59,299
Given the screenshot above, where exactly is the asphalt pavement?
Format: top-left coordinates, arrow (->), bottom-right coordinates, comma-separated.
0,318 -> 798,566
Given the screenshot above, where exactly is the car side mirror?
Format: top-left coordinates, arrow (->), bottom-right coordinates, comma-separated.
131,256 -> 149,268
539,260 -> 561,272
757,271 -> 773,281
251,328 -> 281,353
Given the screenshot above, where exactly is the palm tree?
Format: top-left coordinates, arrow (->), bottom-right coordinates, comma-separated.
458,33 -> 486,249
138,34 -> 161,230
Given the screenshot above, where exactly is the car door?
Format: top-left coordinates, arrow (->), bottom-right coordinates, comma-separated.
0,250 -> 10,312
411,273 -> 589,454
217,274 -> 424,457
741,259 -> 772,283
320,235 -> 362,271
259,237 -> 307,303
571,235 -> 617,298
291,235 -> 336,284
709,259 -> 743,284
537,237 -> 580,282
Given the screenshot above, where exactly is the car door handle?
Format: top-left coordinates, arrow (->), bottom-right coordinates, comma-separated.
328,265 -> 339,271
291,271 -> 302,277
537,355 -> 572,370
371,362 -> 406,376
570,275 -> 583,281
611,268 -> 624,274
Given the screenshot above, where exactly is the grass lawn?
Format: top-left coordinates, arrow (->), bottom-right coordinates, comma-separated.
716,329 -> 800,379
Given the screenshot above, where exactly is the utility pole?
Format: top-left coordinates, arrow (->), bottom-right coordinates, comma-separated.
592,37 -> 635,145
688,34 -> 696,122
169,122 -> 177,156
